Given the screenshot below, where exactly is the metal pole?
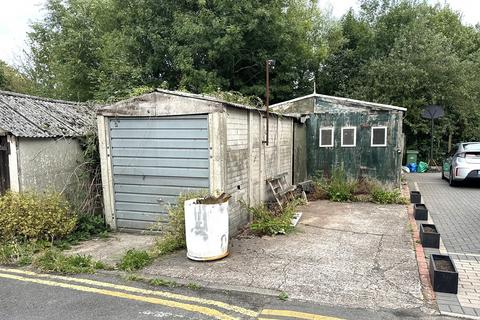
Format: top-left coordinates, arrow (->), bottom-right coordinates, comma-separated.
430,118 -> 434,165
265,60 -> 270,146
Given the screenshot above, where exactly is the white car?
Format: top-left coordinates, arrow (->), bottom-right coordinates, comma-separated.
442,142 -> 480,186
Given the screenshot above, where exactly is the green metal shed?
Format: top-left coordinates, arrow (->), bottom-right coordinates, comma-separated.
271,94 -> 406,186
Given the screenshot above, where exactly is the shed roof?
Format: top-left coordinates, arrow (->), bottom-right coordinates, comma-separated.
270,93 -> 407,114
98,89 -> 297,118
0,90 -> 96,138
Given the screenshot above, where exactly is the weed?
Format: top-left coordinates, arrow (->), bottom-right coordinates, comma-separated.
149,278 -> 178,288
33,249 -> 103,274
407,223 -> 414,234
55,214 -> 110,249
312,169 -> 408,205
248,204 -> 293,235
155,235 -> 184,256
371,188 -> 408,204
0,241 -> 48,265
94,260 -> 114,270
124,274 -> 144,282
187,283 -> 201,290
326,169 -> 356,202
153,191 -> 207,257
248,198 -> 305,236
278,291 -> 289,301
117,249 -> 153,272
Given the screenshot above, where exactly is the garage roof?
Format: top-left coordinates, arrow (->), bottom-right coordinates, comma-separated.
0,90 -> 96,138
271,93 -> 407,115
98,89 -> 297,118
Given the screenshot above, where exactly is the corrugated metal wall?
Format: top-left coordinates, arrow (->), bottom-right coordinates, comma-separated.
109,115 -> 210,230
306,111 -> 402,185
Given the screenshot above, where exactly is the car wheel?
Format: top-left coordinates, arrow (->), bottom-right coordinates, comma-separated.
449,170 -> 457,187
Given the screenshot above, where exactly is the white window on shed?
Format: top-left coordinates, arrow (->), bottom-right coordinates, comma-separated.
319,127 -> 334,147
341,127 -> 356,147
371,126 -> 387,147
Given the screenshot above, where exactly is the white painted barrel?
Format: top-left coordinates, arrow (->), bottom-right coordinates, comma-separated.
184,198 -> 229,261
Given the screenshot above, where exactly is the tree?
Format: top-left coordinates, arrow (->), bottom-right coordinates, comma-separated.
26,0 -> 333,103
319,0 -> 480,160
0,60 -> 35,94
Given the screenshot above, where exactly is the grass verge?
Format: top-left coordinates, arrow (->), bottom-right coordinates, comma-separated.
33,249 -> 112,274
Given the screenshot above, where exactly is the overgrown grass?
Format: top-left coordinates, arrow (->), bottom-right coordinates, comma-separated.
117,249 -> 153,272
33,249 -> 109,274
311,169 -> 407,204
248,198 -> 305,236
0,241 -> 48,266
371,188 -> 408,204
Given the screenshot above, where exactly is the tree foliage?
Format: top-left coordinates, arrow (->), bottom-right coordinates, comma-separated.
0,60 -> 35,94
319,0 -> 480,160
21,0 -> 480,160
26,0 -> 332,103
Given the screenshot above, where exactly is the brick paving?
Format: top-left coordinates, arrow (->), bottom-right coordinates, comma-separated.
409,173 -> 480,318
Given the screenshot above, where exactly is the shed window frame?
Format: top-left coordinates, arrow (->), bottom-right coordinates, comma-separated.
319,127 -> 334,147
371,126 -> 388,147
341,127 -> 357,147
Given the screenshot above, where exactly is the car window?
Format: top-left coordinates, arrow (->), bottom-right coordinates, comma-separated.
463,143 -> 480,152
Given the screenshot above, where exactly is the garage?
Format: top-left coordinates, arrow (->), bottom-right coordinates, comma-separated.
109,115 -> 210,230
97,89 -> 298,233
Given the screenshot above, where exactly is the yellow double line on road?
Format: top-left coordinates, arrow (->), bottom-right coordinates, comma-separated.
0,267 -> 341,320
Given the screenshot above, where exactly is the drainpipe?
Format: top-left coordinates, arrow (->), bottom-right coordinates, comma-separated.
263,59 -> 275,146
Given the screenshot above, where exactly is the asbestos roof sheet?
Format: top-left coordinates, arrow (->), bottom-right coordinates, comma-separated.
0,90 -> 96,138
271,93 -> 407,112
98,89 -> 298,119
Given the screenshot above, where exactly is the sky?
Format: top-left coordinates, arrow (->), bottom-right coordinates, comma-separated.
1,0 -> 480,66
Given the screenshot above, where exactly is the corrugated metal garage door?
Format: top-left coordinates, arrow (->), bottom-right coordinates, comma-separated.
109,115 -> 210,230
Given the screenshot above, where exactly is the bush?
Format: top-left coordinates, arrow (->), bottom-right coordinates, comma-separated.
249,198 -> 305,236
33,249 -> 104,274
154,191 -> 207,256
118,249 -> 153,271
0,192 -> 77,242
53,214 -> 111,250
371,188 -> 408,204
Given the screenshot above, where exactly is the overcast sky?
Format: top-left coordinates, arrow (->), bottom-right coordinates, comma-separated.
1,0 -> 480,65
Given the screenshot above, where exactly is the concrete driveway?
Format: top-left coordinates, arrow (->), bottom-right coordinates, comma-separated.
408,173 -> 480,318
142,200 -> 428,315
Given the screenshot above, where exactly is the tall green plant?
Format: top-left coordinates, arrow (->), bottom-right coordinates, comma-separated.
326,168 -> 356,202
154,191 -> 208,256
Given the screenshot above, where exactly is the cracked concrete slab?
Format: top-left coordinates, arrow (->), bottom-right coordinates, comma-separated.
141,200 -> 426,312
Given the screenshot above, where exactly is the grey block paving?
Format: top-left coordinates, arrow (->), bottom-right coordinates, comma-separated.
409,173 -> 480,318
